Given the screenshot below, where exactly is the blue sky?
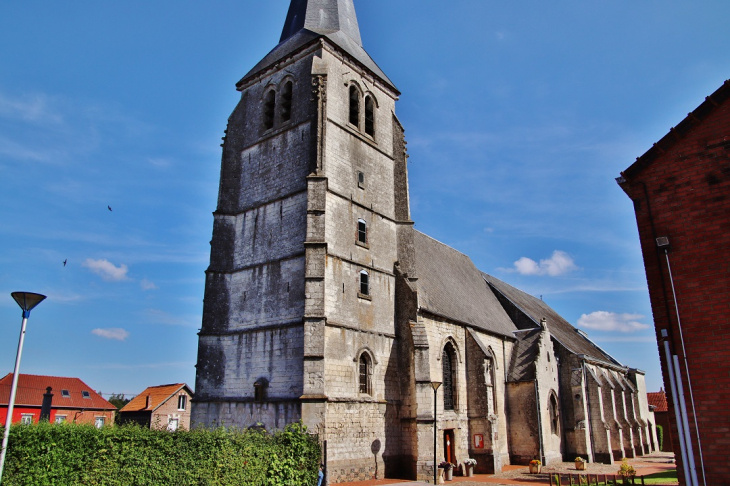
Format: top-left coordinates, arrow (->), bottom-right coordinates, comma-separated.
1,1 -> 728,398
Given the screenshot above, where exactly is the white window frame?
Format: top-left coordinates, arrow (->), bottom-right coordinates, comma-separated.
20,414 -> 34,425
177,394 -> 187,411
94,416 -> 105,429
55,415 -> 67,424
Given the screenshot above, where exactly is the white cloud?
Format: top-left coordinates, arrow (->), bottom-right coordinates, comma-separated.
513,250 -> 578,276
577,311 -> 650,333
140,278 -> 158,290
83,258 -> 129,281
91,328 -> 130,341
0,92 -> 63,124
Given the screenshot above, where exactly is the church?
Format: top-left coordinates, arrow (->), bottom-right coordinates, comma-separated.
191,1 -> 658,482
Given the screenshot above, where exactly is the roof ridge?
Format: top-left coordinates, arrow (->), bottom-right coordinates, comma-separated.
414,230 -> 473,261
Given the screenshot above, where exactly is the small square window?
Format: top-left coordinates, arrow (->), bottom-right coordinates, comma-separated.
357,171 -> 365,189
61,390 -> 70,398
21,414 -> 34,425
55,415 -> 67,424
94,417 -> 105,429
82,391 -> 91,399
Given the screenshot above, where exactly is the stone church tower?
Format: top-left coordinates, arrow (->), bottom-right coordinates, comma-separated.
192,0 -> 413,478
194,1 -> 659,483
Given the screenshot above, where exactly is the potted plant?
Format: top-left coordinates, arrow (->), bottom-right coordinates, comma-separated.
463,458 -> 477,477
574,456 -> 586,470
439,462 -> 455,481
617,458 -> 636,485
529,459 -> 542,474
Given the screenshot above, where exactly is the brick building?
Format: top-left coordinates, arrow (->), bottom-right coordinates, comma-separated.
618,79 -> 730,486
193,0 -> 657,482
118,383 -> 193,431
647,390 -> 672,453
0,373 -> 116,427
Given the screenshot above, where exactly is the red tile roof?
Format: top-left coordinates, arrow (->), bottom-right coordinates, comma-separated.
0,373 -> 116,411
647,390 -> 668,412
120,383 -> 191,412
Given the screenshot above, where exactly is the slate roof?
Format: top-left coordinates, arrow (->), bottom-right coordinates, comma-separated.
0,373 -> 116,410
647,390 -> 668,412
413,231 -> 517,338
238,0 -> 397,92
483,274 -> 623,368
120,383 -> 192,413
506,329 -> 542,382
621,79 -> 730,179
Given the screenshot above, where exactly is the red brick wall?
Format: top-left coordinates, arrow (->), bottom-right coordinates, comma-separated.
621,91 -> 730,486
0,406 -> 115,426
151,390 -> 192,431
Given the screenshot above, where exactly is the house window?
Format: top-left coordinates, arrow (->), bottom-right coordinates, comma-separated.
549,393 -> 560,435
443,343 -> 457,411
280,80 -> 293,122
349,85 -> 360,127
359,270 -> 370,296
21,414 -> 34,425
168,417 -> 179,432
94,417 -> 105,429
61,390 -> 70,398
364,95 -> 375,137
359,353 -> 372,395
264,89 -> 276,130
82,390 -> 90,399
357,171 -> 365,189
178,395 -> 187,411
357,219 -> 368,245
55,415 -> 67,424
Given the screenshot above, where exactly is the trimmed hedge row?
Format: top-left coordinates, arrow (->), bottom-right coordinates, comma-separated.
0,421 -> 319,486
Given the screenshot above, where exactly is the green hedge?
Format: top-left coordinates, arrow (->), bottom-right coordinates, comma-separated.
656,424 -> 663,452
0,421 -> 319,486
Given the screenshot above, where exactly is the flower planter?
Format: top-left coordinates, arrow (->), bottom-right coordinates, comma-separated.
529,464 -> 541,474
437,469 -> 445,484
465,464 -> 474,477
575,460 -> 586,470
444,467 -> 453,481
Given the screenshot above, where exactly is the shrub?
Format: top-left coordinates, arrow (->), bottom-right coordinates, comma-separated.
0,421 -> 319,486
656,424 -> 664,451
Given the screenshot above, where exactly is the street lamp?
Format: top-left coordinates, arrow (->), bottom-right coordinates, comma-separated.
431,381 -> 441,485
0,292 -> 46,484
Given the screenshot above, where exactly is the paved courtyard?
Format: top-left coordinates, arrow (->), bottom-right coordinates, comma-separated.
338,452 -> 677,486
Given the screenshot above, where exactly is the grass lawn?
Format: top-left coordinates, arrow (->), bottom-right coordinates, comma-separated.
552,469 -> 678,485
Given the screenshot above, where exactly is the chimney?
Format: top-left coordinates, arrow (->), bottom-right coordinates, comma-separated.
40,387 -> 53,421
145,395 -> 151,409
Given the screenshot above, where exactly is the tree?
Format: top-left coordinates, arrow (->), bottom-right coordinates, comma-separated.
108,393 -> 131,410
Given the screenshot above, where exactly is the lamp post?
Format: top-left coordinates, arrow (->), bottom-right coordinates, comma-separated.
431,381 -> 441,485
0,292 -> 46,484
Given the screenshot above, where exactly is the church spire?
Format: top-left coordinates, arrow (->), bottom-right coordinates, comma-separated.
280,0 -> 362,47
238,0 -> 397,93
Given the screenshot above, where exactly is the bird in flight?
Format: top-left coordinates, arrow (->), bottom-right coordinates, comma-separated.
108,205 -> 113,212
63,259 -> 67,267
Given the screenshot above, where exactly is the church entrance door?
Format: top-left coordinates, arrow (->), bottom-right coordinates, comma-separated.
444,429 -> 456,465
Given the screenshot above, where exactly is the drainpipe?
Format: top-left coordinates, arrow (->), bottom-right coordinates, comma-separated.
662,333 -> 693,486
534,368 -> 545,464
581,358 -> 597,463
659,243 -> 705,486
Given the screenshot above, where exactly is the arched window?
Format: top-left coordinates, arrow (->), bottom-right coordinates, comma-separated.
349,85 -> 360,127
364,95 -> 375,136
357,219 -> 367,245
359,353 -> 372,394
549,393 -> 560,435
359,270 -> 369,296
280,81 -> 293,122
264,89 -> 276,129
443,343 -> 457,411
